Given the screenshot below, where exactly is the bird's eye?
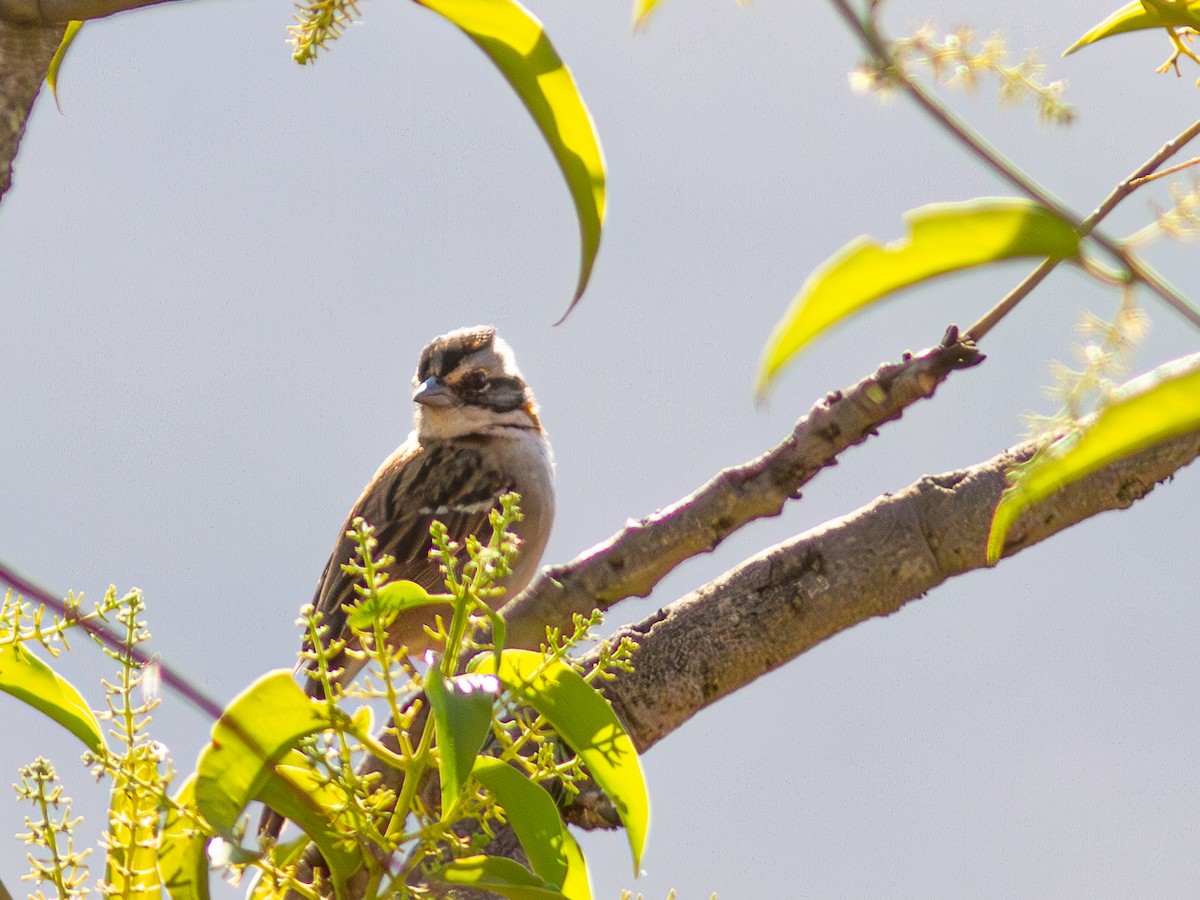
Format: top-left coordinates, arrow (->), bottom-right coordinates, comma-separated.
460,370 -> 488,394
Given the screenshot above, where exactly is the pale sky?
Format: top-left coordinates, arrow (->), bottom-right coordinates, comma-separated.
3,0 -> 1200,896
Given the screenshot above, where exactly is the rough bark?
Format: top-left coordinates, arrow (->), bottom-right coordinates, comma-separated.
592,427 -> 1200,753
0,19 -> 63,200
500,327 -> 984,650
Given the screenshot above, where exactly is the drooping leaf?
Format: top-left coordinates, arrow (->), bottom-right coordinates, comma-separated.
631,0 -> 663,29
193,670 -> 329,839
473,757 -> 591,900
431,855 -> 568,899
427,664 -> 499,817
0,642 -> 104,753
46,21 -> 83,110
474,650 -> 649,872
106,743 -> 164,895
1063,0 -> 1200,56
413,0 -> 606,315
988,354 -> 1200,563
755,198 -> 1080,396
254,750 -> 362,889
158,776 -> 210,900
632,0 -> 746,31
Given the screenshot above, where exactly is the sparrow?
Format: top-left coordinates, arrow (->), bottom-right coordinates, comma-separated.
259,326 -> 554,842
301,325 -> 555,697
260,328 -> 553,846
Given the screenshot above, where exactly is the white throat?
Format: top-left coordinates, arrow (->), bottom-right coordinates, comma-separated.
415,404 -> 539,442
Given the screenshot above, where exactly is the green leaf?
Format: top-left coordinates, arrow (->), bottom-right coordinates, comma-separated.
158,776 -> 210,900
414,0 -> 606,315
345,579 -> 448,630
988,355 -> 1200,563
755,198 -> 1080,397
431,855 -> 568,899
427,664 -> 499,817
1063,0 -> 1200,56
193,670 -> 329,839
46,21 -> 83,110
472,757 -> 591,900
0,642 -> 104,753
254,750 -> 361,890
474,650 -> 649,872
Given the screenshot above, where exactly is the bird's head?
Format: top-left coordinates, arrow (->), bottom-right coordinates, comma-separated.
411,326 -> 542,440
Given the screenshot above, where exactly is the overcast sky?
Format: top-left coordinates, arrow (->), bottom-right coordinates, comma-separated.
3,0 -> 1200,896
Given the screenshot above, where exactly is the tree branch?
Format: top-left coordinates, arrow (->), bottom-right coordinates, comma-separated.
0,0 -> 188,207
967,115 -> 1200,342
593,426 -> 1200,753
500,327 -> 984,650
826,0 -> 1200,332
0,20 -> 64,200
0,0 -> 174,26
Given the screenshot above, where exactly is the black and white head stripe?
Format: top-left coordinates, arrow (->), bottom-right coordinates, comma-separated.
414,326 -> 531,414
416,326 -> 498,383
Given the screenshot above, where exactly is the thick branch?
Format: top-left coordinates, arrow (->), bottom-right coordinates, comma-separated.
0,20 -> 64,199
500,328 -> 983,649
593,428 -> 1200,753
0,0 -> 189,207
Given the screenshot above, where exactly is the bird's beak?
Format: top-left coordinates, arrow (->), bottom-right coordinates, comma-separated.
413,376 -> 456,408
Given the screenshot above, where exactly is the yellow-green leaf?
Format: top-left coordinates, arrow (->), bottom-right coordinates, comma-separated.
46,21 -> 83,110
474,649 -> 649,873
473,758 -> 591,900
158,776 -> 209,900
988,354 -> 1200,563
414,0 -> 606,315
0,642 -> 104,753
755,198 -> 1080,397
1063,0 -> 1200,56
432,855 -> 568,899
193,670 -> 329,839
254,750 -> 362,889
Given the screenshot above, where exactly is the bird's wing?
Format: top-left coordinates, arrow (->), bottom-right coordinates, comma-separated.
306,437 -> 516,668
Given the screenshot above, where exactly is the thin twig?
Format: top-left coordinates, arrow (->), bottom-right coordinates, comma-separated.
968,117 -> 1200,340
827,0 -> 1200,333
0,562 -> 224,720
1127,155 -> 1200,189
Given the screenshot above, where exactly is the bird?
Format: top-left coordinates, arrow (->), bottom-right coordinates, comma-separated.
301,325 -> 556,697
258,326 -> 554,842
